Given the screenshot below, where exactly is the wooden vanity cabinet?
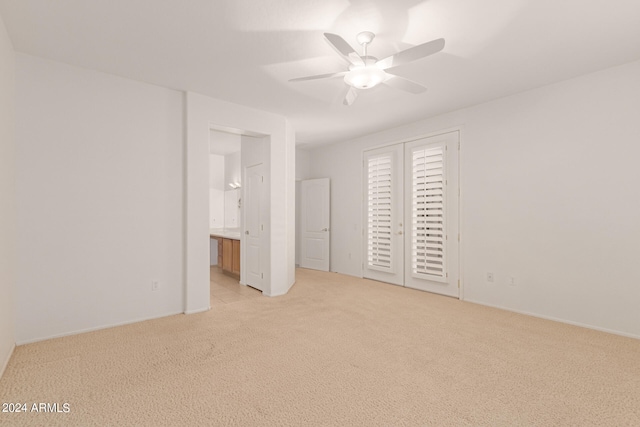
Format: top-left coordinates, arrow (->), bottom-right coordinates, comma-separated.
221,238 -> 240,279
232,239 -> 240,276
216,237 -> 222,266
211,234 -> 240,279
222,238 -> 233,272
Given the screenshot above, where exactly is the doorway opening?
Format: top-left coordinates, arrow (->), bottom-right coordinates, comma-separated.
208,128 -> 269,306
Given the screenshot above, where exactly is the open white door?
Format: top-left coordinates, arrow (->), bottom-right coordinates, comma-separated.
244,163 -> 264,290
300,178 -> 330,271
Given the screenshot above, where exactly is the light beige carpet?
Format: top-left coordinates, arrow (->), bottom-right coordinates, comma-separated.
1,268 -> 639,426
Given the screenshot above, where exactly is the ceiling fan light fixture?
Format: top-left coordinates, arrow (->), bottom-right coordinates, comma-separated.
344,66 -> 386,89
291,31 -> 444,104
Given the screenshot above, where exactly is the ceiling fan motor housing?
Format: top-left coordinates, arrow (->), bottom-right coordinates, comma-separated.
356,31 -> 375,46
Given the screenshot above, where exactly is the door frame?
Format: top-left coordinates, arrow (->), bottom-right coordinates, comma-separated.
360,127 -> 463,299
185,92 -> 296,314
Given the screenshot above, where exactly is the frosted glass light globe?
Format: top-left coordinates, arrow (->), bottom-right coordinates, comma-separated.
344,66 -> 386,89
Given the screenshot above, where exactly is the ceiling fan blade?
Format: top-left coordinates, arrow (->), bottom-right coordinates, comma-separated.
383,74 -> 427,94
343,86 -> 358,106
377,38 -> 445,69
289,71 -> 347,82
324,33 -> 364,66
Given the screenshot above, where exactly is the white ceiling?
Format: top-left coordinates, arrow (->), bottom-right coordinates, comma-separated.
2,0 -> 640,147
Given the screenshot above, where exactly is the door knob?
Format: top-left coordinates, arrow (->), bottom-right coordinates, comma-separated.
322,228 -> 329,232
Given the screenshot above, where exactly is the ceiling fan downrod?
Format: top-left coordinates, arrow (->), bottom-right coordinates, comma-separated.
356,31 -> 375,57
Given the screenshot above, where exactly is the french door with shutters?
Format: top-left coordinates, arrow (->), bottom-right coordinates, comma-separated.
363,131 -> 459,297
363,143 -> 404,286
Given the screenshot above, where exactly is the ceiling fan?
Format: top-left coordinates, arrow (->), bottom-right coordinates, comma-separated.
289,31 -> 445,106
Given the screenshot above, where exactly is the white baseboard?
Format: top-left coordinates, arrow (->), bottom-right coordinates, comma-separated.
264,280 -> 295,297
332,270 -> 640,340
16,311 -> 184,345
463,298 -> 640,340
184,306 -> 210,315
0,342 -> 15,379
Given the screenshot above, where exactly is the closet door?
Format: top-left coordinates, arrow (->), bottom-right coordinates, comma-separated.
404,132 -> 459,297
362,144 -> 404,286
300,178 -> 331,271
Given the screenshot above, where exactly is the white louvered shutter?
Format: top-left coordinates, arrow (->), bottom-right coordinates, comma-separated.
367,155 -> 394,272
411,145 -> 446,278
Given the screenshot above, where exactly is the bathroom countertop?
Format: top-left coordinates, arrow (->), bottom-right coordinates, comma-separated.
209,228 -> 241,240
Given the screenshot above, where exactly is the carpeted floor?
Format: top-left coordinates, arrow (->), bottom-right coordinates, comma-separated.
1,268 -> 639,426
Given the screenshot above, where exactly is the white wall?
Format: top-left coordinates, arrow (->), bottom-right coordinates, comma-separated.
185,92 -> 295,308
296,148 -> 312,181
224,188 -> 240,228
15,54 -> 184,344
209,189 -> 224,229
242,136 -> 269,177
224,151 -> 241,189
209,154 -> 225,189
223,151 -> 241,229
0,13 -> 16,376
295,148 -> 312,265
309,59 -> 640,338
209,154 -> 223,265
209,154 -> 224,229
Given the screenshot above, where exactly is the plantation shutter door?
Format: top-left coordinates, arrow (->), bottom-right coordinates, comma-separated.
363,143 -> 404,286
411,144 -> 446,279
367,155 -> 394,272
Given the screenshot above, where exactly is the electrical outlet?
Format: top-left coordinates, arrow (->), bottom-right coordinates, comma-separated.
508,276 -> 516,286
151,280 -> 159,291
486,272 -> 494,282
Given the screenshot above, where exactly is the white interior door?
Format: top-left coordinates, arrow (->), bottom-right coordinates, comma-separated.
363,144 -> 404,286
300,178 -> 330,271
244,163 -> 264,290
363,132 -> 459,297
